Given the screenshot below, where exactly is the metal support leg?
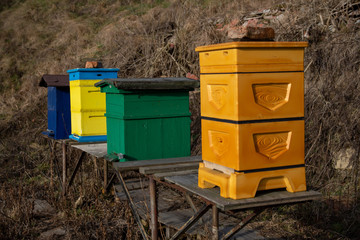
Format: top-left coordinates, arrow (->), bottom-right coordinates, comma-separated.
62,142 -> 67,196
170,204 -> 211,240
185,193 -> 203,224
166,227 -> 171,239
116,171 -> 149,240
212,205 -> 219,240
150,176 -> 158,240
221,208 -> 265,240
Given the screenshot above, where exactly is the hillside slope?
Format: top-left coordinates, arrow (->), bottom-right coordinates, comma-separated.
0,0 -> 360,239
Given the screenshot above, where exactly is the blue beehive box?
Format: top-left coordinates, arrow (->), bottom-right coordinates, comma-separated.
39,75 -> 71,139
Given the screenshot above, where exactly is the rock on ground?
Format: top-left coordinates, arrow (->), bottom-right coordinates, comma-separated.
38,227 -> 66,240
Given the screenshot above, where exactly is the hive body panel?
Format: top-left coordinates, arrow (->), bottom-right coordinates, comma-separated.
201,119 -> 304,171
45,87 -> 71,139
201,72 -> 304,121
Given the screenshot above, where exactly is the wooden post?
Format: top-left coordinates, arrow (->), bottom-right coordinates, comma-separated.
103,159 -> 108,190
50,141 -> 56,188
62,141 -> 67,195
212,205 -> 219,240
92,156 -> 99,179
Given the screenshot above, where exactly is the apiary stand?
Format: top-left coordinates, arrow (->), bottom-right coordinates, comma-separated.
113,158 -> 320,240
162,174 -> 321,240
113,156 -> 203,240
42,134 -> 112,196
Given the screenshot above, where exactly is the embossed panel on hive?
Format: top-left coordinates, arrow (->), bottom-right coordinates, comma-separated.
207,84 -> 228,110
252,83 -> 291,111
208,130 -> 230,157
253,131 -> 292,160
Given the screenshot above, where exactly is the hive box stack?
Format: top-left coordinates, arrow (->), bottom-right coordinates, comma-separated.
67,68 -> 119,142
95,78 -> 199,162
195,42 -> 308,199
39,75 -> 71,140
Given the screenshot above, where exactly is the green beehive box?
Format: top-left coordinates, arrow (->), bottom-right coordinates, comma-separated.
95,78 -> 199,162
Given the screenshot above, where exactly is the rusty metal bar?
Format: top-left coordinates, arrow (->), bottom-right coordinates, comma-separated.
66,151 -> 86,195
153,177 -> 213,206
212,205 -> 219,240
62,142 -> 67,196
185,193 -> 203,224
166,227 -> 171,239
149,176 -> 158,240
116,171 -> 149,240
170,204 -> 211,240
221,208 -> 265,240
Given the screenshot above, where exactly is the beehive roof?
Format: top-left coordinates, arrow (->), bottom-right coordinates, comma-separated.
39,74 -> 69,87
95,77 -> 199,90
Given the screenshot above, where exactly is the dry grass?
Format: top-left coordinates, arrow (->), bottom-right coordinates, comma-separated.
0,0 -> 360,239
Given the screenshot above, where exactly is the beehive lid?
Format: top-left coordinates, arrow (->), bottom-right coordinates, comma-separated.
95,78 -> 200,90
67,68 -> 120,73
195,41 -> 308,52
39,74 -> 69,87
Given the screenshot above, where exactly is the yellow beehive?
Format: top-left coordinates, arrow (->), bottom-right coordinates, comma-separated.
67,68 -> 119,142
70,80 -> 106,136
200,72 -> 304,121
196,42 -> 308,199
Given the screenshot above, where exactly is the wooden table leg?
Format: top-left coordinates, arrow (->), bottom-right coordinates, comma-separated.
50,141 -> 56,188
103,159 -> 108,190
93,156 -> 99,179
62,141 -> 67,196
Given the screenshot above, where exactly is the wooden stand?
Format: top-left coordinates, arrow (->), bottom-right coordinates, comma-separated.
113,158 -> 321,240
43,135 -> 111,196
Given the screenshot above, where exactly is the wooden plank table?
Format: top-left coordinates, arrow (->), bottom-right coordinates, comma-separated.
165,174 -> 321,211
72,143 -> 110,191
72,143 -> 107,158
42,133 -> 111,195
155,173 -> 322,240
113,155 -> 202,240
113,155 -> 202,171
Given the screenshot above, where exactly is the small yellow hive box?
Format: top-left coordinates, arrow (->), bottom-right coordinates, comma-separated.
67,68 -> 119,142
196,41 -> 308,74
196,42 -> 308,199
